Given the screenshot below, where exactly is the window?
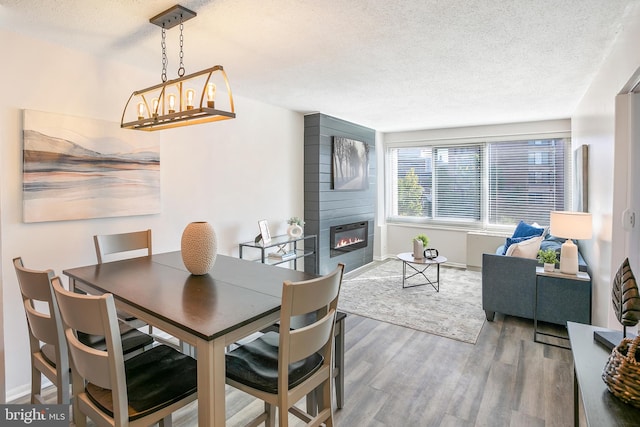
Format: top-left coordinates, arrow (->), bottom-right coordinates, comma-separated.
388,137 -> 570,227
488,139 -> 566,225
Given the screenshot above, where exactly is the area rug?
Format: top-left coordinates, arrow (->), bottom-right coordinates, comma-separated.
339,260 -> 486,344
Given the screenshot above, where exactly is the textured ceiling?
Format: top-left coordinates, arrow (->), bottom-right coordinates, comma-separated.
1,0 -> 639,132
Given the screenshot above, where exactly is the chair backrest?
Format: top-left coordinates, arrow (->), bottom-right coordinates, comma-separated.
94,229 -> 152,264
13,257 -> 69,403
278,263 -> 344,390
51,276 -> 129,425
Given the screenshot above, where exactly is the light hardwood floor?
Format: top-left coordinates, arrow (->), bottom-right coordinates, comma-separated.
13,313 -> 578,426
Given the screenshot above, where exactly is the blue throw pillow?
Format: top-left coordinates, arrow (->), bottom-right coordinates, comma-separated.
512,221 -> 545,239
502,235 -> 539,255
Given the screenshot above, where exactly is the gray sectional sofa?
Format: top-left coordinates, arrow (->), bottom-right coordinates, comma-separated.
482,234 -> 588,323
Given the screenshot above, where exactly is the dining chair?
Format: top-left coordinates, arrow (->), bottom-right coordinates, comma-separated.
264,310 -> 347,411
93,229 -> 152,330
94,229 -> 190,353
14,257 -> 69,405
226,263 -> 344,427
13,257 -> 154,405
51,276 -> 198,427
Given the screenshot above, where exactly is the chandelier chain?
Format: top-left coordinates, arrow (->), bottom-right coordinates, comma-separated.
161,25 -> 167,83
178,17 -> 185,77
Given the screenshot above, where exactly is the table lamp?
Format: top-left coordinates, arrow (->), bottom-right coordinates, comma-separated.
550,211 -> 592,275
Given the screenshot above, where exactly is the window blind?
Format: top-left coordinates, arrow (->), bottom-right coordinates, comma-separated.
388,137 -> 570,227
488,139 -> 568,226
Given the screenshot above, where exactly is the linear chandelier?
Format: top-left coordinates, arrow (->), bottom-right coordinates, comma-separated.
121,5 -> 235,131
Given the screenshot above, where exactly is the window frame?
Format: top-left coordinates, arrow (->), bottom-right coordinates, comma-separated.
385,131 -> 572,231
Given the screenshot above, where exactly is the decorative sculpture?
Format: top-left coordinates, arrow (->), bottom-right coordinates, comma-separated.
595,258 -> 640,349
601,258 -> 640,406
613,258 -> 640,329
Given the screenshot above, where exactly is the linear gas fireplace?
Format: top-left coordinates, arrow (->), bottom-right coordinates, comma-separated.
330,221 -> 368,257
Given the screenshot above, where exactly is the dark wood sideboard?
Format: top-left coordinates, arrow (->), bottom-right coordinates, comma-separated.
567,322 -> 640,426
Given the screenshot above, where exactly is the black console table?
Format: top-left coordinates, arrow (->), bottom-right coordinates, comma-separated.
567,321 -> 640,426
238,234 -> 318,274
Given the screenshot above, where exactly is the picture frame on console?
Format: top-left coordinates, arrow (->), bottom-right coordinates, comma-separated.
256,219 -> 271,244
332,136 -> 369,191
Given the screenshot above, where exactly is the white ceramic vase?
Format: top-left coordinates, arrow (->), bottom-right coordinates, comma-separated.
413,239 -> 424,259
544,263 -> 554,272
287,224 -> 303,238
181,221 -> 217,275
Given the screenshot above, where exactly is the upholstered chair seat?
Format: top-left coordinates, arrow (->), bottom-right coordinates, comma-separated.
226,331 -> 323,394
84,344 -> 197,421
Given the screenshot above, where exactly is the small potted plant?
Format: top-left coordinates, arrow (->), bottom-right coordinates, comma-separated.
538,249 -> 558,272
287,216 -> 305,238
413,234 -> 429,259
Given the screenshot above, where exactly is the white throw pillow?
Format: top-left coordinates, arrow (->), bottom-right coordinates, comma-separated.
505,235 -> 543,259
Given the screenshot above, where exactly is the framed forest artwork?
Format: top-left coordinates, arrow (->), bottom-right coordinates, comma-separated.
332,136 -> 369,191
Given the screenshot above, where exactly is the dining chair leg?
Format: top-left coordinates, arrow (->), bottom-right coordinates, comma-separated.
30,366 -> 41,404
306,390 -> 317,415
265,403 -> 275,427
179,340 -> 193,356
307,312 -> 346,414
334,313 -> 346,409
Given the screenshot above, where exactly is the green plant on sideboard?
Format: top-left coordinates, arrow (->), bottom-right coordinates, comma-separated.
537,249 -> 557,265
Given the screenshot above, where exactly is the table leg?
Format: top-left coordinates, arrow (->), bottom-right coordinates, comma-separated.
402,261 -> 439,291
402,261 -> 407,287
197,336 -> 226,427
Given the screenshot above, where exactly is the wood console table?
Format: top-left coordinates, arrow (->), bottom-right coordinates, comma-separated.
567,321 -> 640,426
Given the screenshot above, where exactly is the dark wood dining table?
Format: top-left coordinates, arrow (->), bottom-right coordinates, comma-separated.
63,252 -> 315,427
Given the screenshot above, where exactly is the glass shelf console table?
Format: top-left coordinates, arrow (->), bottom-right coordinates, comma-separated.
239,234 -> 318,274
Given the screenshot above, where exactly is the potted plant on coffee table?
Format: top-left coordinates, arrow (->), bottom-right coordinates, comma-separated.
413,234 -> 429,259
538,249 -> 557,272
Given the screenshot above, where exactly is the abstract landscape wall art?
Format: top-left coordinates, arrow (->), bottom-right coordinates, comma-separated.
22,110 -> 160,222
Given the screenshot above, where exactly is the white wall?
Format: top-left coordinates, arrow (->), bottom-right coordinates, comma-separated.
0,29 -> 304,400
572,4 -> 640,328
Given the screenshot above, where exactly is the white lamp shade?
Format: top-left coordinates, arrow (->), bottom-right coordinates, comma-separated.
550,211 -> 592,275
550,211 -> 592,240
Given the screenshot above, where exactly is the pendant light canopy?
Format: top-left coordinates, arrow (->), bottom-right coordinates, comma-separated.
121,5 -> 235,131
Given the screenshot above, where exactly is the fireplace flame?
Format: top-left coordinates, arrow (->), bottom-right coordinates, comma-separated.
335,237 -> 364,249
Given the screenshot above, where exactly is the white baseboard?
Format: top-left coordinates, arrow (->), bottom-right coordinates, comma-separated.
6,379 -> 51,403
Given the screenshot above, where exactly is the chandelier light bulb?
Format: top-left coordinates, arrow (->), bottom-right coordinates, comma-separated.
168,94 -> 176,113
137,102 -> 146,120
152,98 -> 159,117
186,89 -> 195,109
207,83 -> 216,108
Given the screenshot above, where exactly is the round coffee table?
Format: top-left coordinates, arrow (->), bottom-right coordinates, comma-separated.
396,252 -> 448,291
